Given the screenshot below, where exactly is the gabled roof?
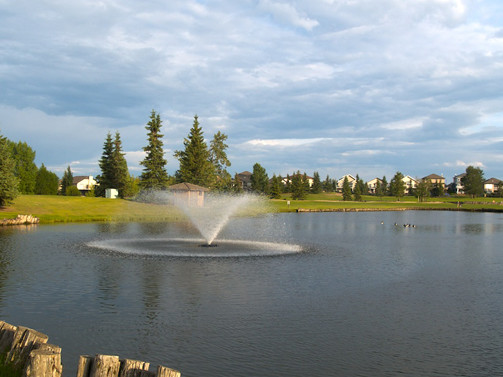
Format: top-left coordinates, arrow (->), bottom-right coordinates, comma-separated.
72,176 -> 92,184
238,171 -> 252,176
168,182 -> 209,192
484,178 -> 502,185
423,174 -> 444,180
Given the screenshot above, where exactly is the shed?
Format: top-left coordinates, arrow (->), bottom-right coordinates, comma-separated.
168,182 -> 209,207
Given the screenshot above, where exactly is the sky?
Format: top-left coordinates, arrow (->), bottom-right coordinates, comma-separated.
1,0 -> 503,183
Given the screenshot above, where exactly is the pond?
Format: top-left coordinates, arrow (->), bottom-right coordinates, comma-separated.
1,211 -> 503,377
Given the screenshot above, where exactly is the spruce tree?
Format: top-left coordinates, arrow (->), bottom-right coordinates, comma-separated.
342,176 -> 352,201
269,174 -> 282,199
175,115 -> 215,187
291,171 -> 307,200
111,131 -> 130,198
96,132 -> 114,197
140,110 -> 169,190
35,164 -> 59,195
60,166 -> 73,195
0,135 -> 19,206
311,171 -> 322,194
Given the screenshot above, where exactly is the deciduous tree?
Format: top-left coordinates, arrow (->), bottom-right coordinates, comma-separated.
250,163 -> 269,194
9,141 -> 37,194
390,171 -> 406,200
35,164 -> 59,195
0,135 -> 19,206
461,166 -> 485,198
209,131 -> 232,191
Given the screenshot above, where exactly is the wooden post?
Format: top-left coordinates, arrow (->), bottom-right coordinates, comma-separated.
119,359 -> 150,377
156,365 -> 181,377
76,355 -> 94,377
7,326 -> 49,367
23,343 -> 62,377
0,321 -> 18,354
90,355 -> 121,377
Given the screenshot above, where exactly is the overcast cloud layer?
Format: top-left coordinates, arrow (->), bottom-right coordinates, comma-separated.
1,0 -> 502,181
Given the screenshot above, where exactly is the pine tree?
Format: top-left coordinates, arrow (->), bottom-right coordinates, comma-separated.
111,131 -> 130,198
353,180 -> 362,201
291,171 -> 307,200
96,132 -> 114,197
250,163 -> 269,194
270,174 -> 282,199
311,171 -> 321,193
0,135 -> 19,206
381,176 -> 388,196
175,115 -> 215,187
60,166 -> 73,195
342,176 -> 352,201
140,110 -> 169,190
323,174 -> 332,192
35,164 -> 59,195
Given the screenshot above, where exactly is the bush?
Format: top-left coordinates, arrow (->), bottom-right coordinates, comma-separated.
65,186 -> 82,196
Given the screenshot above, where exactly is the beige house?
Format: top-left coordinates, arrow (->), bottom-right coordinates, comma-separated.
168,182 -> 209,207
452,173 -> 466,194
73,176 -> 96,195
282,173 -> 314,187
367,177 -> 383,194
484,178 -> 502,194
402,175 -> 418,194
423,174 -> 445,188
337,174 -> 356,192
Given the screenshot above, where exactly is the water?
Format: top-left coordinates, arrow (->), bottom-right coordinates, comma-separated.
1,211 -> 503,376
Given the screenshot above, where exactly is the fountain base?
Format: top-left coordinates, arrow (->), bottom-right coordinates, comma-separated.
199,243 -> 218,248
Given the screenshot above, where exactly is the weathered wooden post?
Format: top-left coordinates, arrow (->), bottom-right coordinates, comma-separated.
156,365 -> 181,377
23,343 -> 62,377
89,355 -> 121,377
7,326 -> 49,367
76,355 -> 93,377
119,359 -> 151,377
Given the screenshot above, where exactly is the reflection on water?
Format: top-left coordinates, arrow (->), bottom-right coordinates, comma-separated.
0,211 -> 502,377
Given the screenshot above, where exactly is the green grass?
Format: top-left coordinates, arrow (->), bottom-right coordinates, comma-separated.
1,194 -> 503,224
0,354 -> 22,377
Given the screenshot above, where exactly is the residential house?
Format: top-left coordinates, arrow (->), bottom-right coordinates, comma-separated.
236,171 -> 253,191
337,174 -> 357,192
282,173 -> 314,188
452,173 -> 466,194
423,174 -> 445,188
73,176 -> 96,196
484,178 -> 502,195
168,182 -> 209,207
367,177 -> 383,194
402,175 -> 418,194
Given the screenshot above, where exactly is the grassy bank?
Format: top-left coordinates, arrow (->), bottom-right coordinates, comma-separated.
1,194 -> 503,224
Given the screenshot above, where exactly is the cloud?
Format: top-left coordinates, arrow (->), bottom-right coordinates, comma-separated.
258,0 -> 319,31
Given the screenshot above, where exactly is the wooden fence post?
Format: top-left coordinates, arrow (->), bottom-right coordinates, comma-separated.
89,355 -> 121,377
23,343 -> 62,377
156,365 -> 181,377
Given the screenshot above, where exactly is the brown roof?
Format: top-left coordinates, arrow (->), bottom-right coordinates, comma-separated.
72,176 -> 91,184
238,171 -> 252,176
484,178 -> 502,184
423,174 -> 444,180
168,182 -> 209,192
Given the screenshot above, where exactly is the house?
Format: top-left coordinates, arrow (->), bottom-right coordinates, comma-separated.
336,174 -> 356,192
236,171 -> 253,191
484,178 -> 502,194
423,174 -> 445,188
73,176 -> 96,196
402,175 -> 418,194
452,173 -> 466,194
367,177 -> 383,194
168,182 -> 209,207
282,173 -> 314,187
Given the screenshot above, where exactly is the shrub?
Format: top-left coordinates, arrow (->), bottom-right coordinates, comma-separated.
65,186 -> 82,196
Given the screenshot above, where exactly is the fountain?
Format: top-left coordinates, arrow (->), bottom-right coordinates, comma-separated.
88,190 -> 303,258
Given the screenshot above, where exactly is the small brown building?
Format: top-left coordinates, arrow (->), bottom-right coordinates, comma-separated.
168,182 -> 209,207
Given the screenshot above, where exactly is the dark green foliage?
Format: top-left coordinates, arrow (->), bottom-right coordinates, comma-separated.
232,173 -> 244,193
430,182 -> 443,197
65,185 -> 81,196
140,110 -> 169,190
353,178 -> 362,201
35,164 -> 59,195
291,171 -> 307,200
284,174 -> 292,193
390,171 -> 406,200
342,176 -> 352,201
111,132 -> 130,198
269,174 -> 282,199
461,166 -> 485,198
251,163 -> 269,194
60,166 -> 73,195
8,141 -> 37,194
380,176 -> 388,196
210,131 -> 232,191
355,175 -> 366,196
95,132 -> 114,197
175,115 -> 215,188
416,179 -> 431,202
322,174 -> 333,192
497,182 -> 503,198
0,135 -> 19,206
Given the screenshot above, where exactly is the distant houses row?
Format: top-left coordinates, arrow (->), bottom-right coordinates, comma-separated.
236,171 -> 502,195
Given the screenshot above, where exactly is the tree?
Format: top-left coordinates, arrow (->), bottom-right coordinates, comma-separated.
311,172 -> 322,194
232,173 -> 244,193
8,141 -> 37,194
95,132 -> 114,197
461,166 -> 485,198
356,175 -> 366,196
284,174 -> 292,193
65,185 -> 81,196
35,164 -> 59,195
250,163 -> 269,194
416,178 -> 431,202
60,166 -> 73,195
291,171 -> 307,200
140,110 -> 169,190
342,176 -> 352,201
111,131 -> 130,198
209,131 -> 232,191
175,115 -> 215,187
380,176 -> 388,196
269,174 -> 282,199
322,174 -> 332,192
390,171 -> 406,200
0,135 -> 19,206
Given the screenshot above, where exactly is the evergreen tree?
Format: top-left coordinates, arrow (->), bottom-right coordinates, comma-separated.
355,175 -> 366,196
284,174 -> 292,193
461,166 -> 485,198
353,179 -> 362,201
0,135 -> 19,206
96,132 -> 114,197
210,131 -> 232,191
35,164 -> 59,195
311,171 -> 321,193
381,176 -> 388,196
322,174 -> 332,192
291,171 -> 307,200
390,171 -> 406,200
111,131 -> 130,198
250,163 -> 269,194
8,141 -> 37,194
342,176 -> 352,201
270,174 -> 282,199
416,179 -> 431,202
140,110 -> 169,190
60,166 -> 73,195
175,115 -> 215,187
